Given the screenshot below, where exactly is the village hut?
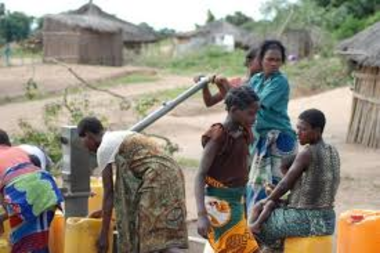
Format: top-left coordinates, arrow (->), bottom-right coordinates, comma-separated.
337,22 -> 380,149
280,29 -> 313,59
174,21 -> 261,54
43,2 -> 157,66
71,3 -> 157,52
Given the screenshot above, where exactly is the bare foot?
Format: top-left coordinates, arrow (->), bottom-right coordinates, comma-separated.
250,222 -> 262,234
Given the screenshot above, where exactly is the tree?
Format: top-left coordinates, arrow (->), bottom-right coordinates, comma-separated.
138,22 -> 155,33
225,11 -> 253,26
310,0 -> 377,18
0,3 -> 4,16
157,28 -> 176,39
0,10 -> 34,43
206,9 -> 215,24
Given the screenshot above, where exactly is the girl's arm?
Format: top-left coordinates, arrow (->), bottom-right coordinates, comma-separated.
97,164 -> 114,253
202,77 -> 230,107
195,136 -> 222,238
267,148 -> 311,202
202,84 -> 225,107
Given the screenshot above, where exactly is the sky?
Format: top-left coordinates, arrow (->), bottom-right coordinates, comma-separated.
2,0 -> 275,31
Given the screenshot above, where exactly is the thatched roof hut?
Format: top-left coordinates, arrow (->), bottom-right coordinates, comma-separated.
70,3 -> 157,44
175,21 -> 261,50
280,29 -> 313,59
337,22 -> 380,148
43,3 -> 157,66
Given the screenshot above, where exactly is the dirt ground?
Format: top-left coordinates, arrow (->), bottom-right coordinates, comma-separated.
1,64 -> 380,248
0,63 -> 156,101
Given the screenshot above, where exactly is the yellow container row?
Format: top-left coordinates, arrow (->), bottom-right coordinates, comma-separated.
3,176 -> 377,253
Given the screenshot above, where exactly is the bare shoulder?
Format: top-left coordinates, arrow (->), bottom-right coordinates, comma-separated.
295,147 -> 312,167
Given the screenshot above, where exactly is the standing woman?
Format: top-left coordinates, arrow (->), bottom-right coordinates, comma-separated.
246,40 -> 297,216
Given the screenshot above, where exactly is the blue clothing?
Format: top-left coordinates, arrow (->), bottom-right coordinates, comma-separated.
249,71 -> 295,138
246,131 -> 297,214
247,71 -> 298,210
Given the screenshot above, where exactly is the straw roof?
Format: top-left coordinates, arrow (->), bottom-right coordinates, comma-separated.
176,21 -> 261,48
45,3 -> 157,43
337,22 -> 380,67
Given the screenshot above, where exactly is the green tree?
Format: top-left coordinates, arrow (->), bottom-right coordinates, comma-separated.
157,27 -> 176,39
225,11 -> 253,26
0,3 -> 5,16
206,9 -> 216,24
138,22 -> 155,33
0,11 -> 33,42
311,0 -> 377,18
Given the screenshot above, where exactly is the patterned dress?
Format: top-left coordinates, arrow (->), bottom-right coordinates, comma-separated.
247,71 -> 297,215
0,146 -> 62,253
202,124 -> 259,253
113,134 -> 188,253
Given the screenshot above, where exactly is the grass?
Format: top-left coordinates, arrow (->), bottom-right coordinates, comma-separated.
138,45 -> 350,93
8,47 -> 42,59
99,73 -> 160,86
284,57 -> 352,92
139,46 -> 246,77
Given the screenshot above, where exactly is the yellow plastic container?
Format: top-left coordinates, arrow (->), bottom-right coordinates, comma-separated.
64,218 -> 113,253
88,177 -> 116,220
49,210 -> 65,253
88,177 -> 103,214
0,218 -> 11,253
337,210 -> 380,253
0,239 -> 10,253
0,220 -> 10,240
284,236 -> 333,253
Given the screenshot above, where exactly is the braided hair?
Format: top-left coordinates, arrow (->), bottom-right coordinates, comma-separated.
225,85 -> 260,111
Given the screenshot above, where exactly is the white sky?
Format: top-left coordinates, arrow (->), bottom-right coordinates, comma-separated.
2,0 -> 276,31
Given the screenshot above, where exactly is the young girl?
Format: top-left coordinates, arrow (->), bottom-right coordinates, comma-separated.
199,46 -> 262,107
194,85 -> 261,253
250,109 -> 340,249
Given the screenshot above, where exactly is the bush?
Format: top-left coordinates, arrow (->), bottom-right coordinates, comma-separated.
284,57 -> 351,92
333,15 -> 365,39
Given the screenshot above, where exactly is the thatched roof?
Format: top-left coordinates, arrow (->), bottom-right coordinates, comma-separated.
337,22 -> 380,67
45,3 -> 157,43
176,21 -> 261,48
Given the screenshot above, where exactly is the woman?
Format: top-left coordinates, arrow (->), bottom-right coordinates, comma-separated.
0,129 -> 63,253
77,117 -> 188,253
246,40 -> 298,217
250,109 -> 340,250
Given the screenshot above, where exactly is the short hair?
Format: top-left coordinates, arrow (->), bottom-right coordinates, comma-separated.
29,154 -> 41,168
258,40 -> 286,64
299,109 -> 326,133
244,46 -> 259,67
0,129 -> 11,146
77,117 -> 104,137
225,85 -> 260,111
